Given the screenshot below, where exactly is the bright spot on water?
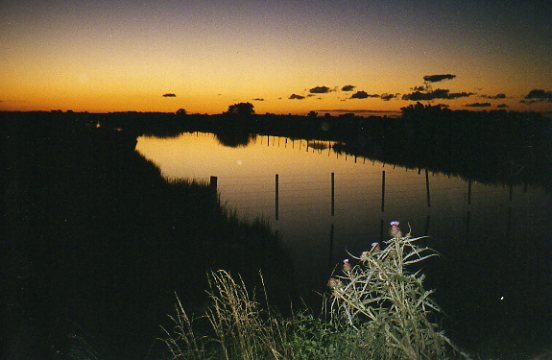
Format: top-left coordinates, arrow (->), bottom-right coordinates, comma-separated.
500,296 -> 504,300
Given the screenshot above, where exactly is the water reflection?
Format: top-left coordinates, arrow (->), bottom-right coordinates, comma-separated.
137,132 -> 552,359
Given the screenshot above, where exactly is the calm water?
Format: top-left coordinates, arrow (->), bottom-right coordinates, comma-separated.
137,132 -> 552,358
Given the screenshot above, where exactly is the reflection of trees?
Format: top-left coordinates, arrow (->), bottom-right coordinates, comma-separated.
215,129 -> 254,147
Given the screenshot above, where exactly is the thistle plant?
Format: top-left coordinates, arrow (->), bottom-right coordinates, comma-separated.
161,222 -> 467,360
328,222 -> 465,359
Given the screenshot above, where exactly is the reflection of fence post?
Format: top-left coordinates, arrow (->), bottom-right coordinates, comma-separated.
275,174 -> 279,221
331,172 -> 335,216
509,183 -> 513,202
424,215 -> 431,235
507,207 -> 512,239
468,179 -> 472,205
380,218 -> 384,241
466,211 -> 471,244
381,171 -> 386,212
425,169 -> 431,208
328,223 -> 335,267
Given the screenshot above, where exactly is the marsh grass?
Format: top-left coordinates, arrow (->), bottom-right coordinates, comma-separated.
161,270 -> 290,360
162,232 -> 467,360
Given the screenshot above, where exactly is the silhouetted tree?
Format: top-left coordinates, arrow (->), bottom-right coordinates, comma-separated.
176,108 -> 187,116
307,111 -> 318,118
226,102 -> 254,116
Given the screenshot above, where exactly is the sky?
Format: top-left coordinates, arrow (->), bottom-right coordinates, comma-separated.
1,0 -> 551,114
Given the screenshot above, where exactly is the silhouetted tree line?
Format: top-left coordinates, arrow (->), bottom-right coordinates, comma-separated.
2,104 -> 551,187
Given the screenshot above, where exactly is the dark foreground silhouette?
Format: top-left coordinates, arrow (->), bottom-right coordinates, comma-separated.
1,114 -> 294,359
2,110 -> 552,359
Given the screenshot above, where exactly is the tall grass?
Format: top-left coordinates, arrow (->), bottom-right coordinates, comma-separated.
161,270 -> 290,360
161,230 -> 467,360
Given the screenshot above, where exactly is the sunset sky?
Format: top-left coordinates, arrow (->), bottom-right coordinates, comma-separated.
1,0 -> 551,114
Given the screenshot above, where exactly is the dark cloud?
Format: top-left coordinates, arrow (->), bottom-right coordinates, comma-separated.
520,99 -> 539,105
402,88 -> 473,101
252,98 -> 264,101
436,103 -> 450,108
350,90 -> 379,99
465,102 -> 491,108
423,74 -> 456,83
162,93 -> 176,97
306,94 -> 316,97
341,85 -> 355,92
380,93 -> 398,101
315,109 -> 401,116
289,94 -> 305,100
524,89 -> 552,102
481,93 -> 506,99
309,86 -> 332,94
497,104 -> 509,108
411,85 -> 426,91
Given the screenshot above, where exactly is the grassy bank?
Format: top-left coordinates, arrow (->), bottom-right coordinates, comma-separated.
2,113 -> 294,359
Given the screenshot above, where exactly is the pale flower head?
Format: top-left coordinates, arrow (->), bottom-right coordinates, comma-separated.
371,242 -> 381,252
327,277 -> 339,288
343,258 -> 352,271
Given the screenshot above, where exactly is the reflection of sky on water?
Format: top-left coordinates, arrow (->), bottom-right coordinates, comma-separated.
137,131 -> 552,357
137,131 -> 550,284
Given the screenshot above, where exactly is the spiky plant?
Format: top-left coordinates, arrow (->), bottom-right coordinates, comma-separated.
328,230 -> 464,359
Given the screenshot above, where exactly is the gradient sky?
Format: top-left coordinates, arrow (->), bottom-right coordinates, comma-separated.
1,0 -> 551,114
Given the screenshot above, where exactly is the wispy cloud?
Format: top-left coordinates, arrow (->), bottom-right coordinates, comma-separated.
481,93 -> 506,99
309,86 -> 332,94
341,85 -> 355,92
423,74 -> 456,83
252,98 -> 264,101
497,104 -> 509,108
465,102 -> 491,107
380,93 -> 398,101
521,89 -> 552,104
402,89 -> 473,101
289,94 -> 305,100
162,93 -> 176,97
350,90 -> 379,99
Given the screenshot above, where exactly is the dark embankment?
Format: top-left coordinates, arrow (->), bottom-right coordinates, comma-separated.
1,112 -> 294,359
333,104 -> 552,188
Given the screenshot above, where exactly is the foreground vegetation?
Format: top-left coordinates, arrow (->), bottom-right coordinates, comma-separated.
161,230 -> 467,360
